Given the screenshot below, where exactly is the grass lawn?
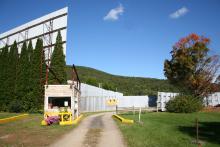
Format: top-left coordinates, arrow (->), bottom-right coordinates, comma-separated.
116,112 -> 220,147
0,113 -> 75,146
0,113 -> 21,119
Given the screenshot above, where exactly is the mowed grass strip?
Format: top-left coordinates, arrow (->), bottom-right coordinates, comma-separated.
0,113 -> 74,146
116,112 -> 220,147
0,113 -> 20,119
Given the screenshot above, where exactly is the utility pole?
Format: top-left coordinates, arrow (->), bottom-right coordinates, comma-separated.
99,83 -> 102,88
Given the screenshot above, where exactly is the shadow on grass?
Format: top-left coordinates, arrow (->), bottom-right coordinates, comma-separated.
178,122 -> 220,145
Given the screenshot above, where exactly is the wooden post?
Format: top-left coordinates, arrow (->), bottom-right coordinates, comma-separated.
133,106 -> 135,115
196,118 -> 200,146
116,105 -> 118,114
138,107 -> 141,123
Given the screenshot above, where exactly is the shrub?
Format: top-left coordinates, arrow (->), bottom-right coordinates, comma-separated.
165,95 -> 203,113
9,100 -> 23,113
28,108 -> 39,113
0,104 -> 8,112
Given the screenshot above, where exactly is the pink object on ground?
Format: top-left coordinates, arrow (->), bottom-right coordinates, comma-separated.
45,116 -> 60,125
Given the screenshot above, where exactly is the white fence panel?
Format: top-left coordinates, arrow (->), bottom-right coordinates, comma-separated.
118,96 -> 149,108
80,83 -> 122,112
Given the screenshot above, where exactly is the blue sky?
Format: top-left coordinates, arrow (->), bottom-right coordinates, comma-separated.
1,0 -> 220,79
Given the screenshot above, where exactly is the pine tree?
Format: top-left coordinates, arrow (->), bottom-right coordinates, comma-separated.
7,42 -> 19,106
16,42 -> 29,111
27,40 -> 34,90
0,45 -> 9,111
24,40 -> 35,111
48,31 -> 67,84
30,38 -> 46,111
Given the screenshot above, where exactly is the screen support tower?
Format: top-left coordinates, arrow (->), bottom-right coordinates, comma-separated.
0,7 -> 68,102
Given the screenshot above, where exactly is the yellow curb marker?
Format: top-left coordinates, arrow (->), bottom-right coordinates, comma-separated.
113,114 -> 134,124
0,114 -> 29,124
41,114 -> 83,126
73,114 -> 83,125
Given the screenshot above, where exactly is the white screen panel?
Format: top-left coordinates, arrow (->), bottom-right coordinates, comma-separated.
0,7 -> 68,59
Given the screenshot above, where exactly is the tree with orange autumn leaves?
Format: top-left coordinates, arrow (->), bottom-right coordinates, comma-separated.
164,33 -> 220,99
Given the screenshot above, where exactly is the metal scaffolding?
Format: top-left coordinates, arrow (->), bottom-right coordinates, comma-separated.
0,7 -> 68,101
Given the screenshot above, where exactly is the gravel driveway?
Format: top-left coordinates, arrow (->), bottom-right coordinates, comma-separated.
50,112 -> 126,147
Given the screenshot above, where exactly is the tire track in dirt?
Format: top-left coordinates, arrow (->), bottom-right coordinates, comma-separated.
50,112 -> 125,147
83,115 -> 104,147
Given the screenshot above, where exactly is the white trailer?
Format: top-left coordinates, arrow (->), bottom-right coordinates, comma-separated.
157,92 -> 220,112
157,92 -> 179,111
204,92 -> 220,106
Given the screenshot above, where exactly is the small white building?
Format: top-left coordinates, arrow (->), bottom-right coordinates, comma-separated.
44,65 -> 81,120
44,84 -> 80,119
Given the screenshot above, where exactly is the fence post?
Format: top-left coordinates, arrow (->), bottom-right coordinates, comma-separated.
138,107 -> 141,123
133,106 -> 135,115
195,118 -> 201,147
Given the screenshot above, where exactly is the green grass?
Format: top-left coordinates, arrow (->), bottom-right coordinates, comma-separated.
0,112 -> 21,119
0,113 -> 75,146
116,112 -> 220,147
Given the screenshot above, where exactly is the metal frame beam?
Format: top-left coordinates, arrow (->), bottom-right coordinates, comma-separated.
0,13 -> 67,40
3,27 -> 66,49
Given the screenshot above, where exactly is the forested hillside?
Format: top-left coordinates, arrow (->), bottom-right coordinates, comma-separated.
66,65 -> 179,96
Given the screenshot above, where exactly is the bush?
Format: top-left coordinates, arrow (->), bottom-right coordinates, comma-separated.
28,108 -> 39,113
9,100 -> 23,113
165,95 -> 203,113
0,104 -> 8,112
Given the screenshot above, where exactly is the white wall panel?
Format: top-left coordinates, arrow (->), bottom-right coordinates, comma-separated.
0,7 -> 68,61
118,96 -> 149,107
80,83 -> 150,112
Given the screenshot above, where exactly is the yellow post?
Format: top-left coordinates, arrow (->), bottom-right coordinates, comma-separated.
61,113 -> 63,122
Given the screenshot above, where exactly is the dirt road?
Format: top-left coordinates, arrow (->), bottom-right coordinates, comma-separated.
50,112 -> 126,147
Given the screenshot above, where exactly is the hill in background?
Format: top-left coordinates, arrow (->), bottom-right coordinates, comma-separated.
66,65 -> 179,96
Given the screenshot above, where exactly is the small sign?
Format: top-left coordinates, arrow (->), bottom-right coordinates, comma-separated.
107,98 -> 118,106
64,101 -> 68,107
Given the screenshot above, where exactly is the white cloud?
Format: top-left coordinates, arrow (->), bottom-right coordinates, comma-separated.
103,4 -> 124,21
169,7 -> 189,19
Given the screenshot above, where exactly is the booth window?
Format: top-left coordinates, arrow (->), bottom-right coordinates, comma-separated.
48,97 -> 71,109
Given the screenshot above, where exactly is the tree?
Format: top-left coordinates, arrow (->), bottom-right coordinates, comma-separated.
16,42 -> 30,111
31,38 -> 46,110
0,45 -> 9,111
86,78 -> 98,87
22,40 -> 36,111
16,42 -> 28,96
7,41 -> 19,105
27,40 -> 34,90
164,33 -> 220,98
48,31 -> 67,84
103,82 -> 115,91
212,75 -> 220,92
